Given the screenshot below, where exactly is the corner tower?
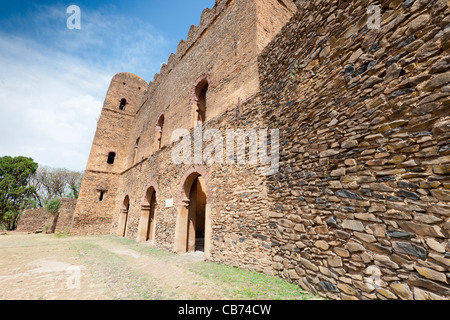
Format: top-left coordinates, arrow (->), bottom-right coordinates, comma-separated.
71,73 -> 148,235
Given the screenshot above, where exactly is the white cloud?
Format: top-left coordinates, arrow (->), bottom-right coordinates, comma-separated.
0,4 -> 170,171
0,34 -> 109,171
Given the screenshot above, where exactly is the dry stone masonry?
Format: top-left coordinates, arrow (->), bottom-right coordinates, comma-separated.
17,198 -> 77,234
72,0 -> 450,300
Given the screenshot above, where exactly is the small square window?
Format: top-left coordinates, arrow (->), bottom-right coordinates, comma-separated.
107,152 -> 116,164
119,98 -> 127,111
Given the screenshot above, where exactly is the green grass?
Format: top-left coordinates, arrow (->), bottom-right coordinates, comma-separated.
70,239 -> 176,300
188,260 -> 318,300
70,235 -> 321,300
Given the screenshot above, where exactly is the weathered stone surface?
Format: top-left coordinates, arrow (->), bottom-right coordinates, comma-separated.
398,221 -> 448,238
342,219 -> 365,232
431,189 -> 450,201
72,0 -> 450,301
430,56 -> 450,74
354,232 -> 377,243
362,76 -> 383,89
429,253 -> 450,267
392,241 -> 427,260
374,254 -> 399,269
335,190 -> 363,200
328,255 -> 343,268
390,282 -> 413,300
17,199 -> 77,234
423,71 -> 450,90
320,149 -> 339,157
314,240 -> 330,251
299,257 -> 319,272
346,242 -> 365,252
353,280 -> 376,293
337,282 -> 358,296
326,216 -> 339,229
414,287 -> 447,300
425,239 -> 445,253
416,42 -> 441,61
414,265 -> 448,284
318,281 -> 339,293
395,190 -> 421,200
387,230 -> 414,240
376,288 -> 398,299
341,139 -> 358,149
407,14 -> 430,36
334,247 -> 350,258
409,274 -> 450,296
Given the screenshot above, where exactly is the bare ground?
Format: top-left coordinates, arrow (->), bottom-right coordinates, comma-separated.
0,232 -> 318,300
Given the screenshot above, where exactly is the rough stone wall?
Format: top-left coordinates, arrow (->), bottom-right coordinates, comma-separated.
71,73 -> 148,235
54,198 -> 77,234
259,0 -> 450,300
124,0 -> 296,167
112,95 -> 276,273
73,0 -> 296,237
16,207 -> 47,233
74,0 -> 450,300
17,198 -> 77,234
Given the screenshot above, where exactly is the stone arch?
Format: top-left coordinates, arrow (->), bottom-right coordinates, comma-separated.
119,98 -> 127,111
117,195 -> 130,237
174,166 -> 212,258
137,182 -> 159,243
154,113 -> 165,152
133,137 -> 140,164
190,75 -> 210,127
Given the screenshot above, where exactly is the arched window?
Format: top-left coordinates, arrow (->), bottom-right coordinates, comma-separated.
133,137 -> 140,164
119,98 -> 127,111
154,114 -> 165,152
107,152 -> 116,164
192,79 -> 209,127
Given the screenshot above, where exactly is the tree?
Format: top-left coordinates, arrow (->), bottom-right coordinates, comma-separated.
29,166 -> 83,207
0,156 -> 38,230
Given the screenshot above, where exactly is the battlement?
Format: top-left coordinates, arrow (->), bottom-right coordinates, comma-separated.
146,0 -> 295,91
147,1 -> 228,92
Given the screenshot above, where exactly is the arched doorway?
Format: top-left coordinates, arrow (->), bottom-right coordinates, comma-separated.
137,186 -> 157,243
188,176 -> 206,252
175,170 -> 211,257
117,196 -> 130,237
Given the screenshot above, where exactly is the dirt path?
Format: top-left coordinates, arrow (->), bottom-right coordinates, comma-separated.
0,232 -> 318,300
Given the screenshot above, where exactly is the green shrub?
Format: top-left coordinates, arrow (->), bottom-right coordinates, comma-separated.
45,198 -> 61,215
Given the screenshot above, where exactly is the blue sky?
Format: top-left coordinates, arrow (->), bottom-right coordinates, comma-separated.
0,0 -> 214,171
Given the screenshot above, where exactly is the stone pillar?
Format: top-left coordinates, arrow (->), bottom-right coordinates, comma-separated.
188,185 -> 197,252
204,203 -> 212,260
137,204 -> 151,242
154,126 -> 162,152
174,198 -> 190,253
116,208 -> 128,237
191,98 -> 200,128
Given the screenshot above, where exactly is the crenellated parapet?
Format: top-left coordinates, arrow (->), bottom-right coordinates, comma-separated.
147,0 -> 231,92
